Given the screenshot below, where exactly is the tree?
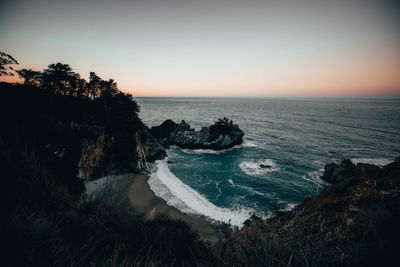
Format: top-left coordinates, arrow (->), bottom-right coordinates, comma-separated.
88,72 -> 101,99
16,69 -> 41,86
0,52 -> 18,76
69,73 -> 88,97
100,79 -> 119,97
42,63 -> 78,95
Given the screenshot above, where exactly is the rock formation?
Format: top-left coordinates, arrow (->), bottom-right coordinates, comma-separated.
150,117 -> 244,150
321,159 -> 382,184
218,158 -> 400,266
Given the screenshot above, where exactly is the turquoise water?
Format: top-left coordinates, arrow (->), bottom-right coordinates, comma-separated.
136,97 -> 400,226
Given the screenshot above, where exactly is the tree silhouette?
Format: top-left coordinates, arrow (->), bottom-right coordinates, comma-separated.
69,73 -> 87,97
0,52 -> 18,76
100,78 -> 118,97
88,72 -> 101,99
42,63 -> 78,95
10,57 -> 129,102
16,68 -> 41,86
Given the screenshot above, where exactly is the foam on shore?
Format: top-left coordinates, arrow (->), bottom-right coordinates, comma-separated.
148,160 -> 254,227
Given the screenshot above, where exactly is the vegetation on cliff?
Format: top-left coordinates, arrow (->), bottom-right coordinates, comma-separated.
0,53 -> 211,266
1,52 -> 399,266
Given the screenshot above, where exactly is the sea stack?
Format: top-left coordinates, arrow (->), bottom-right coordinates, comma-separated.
150,117 -> 244,150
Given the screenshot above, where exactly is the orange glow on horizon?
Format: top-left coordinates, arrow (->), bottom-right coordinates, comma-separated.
2,45 -> 400,97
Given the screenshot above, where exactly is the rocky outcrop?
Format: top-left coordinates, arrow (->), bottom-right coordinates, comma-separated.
321,159 -> 382,184
77,125 -> 166,180
78,132 -> 114,179
218,158 -> 400,266
150,117 -> 244,150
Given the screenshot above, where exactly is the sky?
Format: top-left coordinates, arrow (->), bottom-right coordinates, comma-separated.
1,0 -> 400,97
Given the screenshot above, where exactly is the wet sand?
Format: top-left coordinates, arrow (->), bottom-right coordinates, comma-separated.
106,173 -> 218,242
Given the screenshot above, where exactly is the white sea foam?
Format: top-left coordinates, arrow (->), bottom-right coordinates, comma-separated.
242,141 -> 258,147
227,178 -> 265,196
351,158 -> 392,167
180,148 -> 226,155
301,168 -> 328,189
283,203 -> 298,211
179,140 -> 260,155
275,199 -> 300,212
148,160 -> 255,226
239,159 -> 279,177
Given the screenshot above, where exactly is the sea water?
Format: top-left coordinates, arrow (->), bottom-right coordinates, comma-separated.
136,97 -> 400,226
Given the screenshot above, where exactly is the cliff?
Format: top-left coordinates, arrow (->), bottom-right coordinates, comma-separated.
0,82 -> 214,266
217,158 -> 400,266
0,82 -> 164,212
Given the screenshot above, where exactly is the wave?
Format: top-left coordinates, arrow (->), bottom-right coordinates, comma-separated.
283,203 -> 298,211
239,159 -> 279,177
301,168 -> 328,189
180,148 -> 227,155
241,140 -> 259,147
227,178 -> 265,196
279,202 -> 298,212
148,160 -> 255,226
350,158 -> 392,166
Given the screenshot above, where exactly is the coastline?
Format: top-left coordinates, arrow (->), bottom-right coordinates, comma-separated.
86,173 -> 219,242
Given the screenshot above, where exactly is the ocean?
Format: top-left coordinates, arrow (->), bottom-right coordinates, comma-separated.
136,97 -> 400,226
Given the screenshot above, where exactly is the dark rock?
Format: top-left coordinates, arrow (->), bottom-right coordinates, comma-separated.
146,139 -> 166,161
250,214 -> 262,223
150,117 -> 244,150
150,119 -> 179,139
356,163 -> 381,178
243,214 -> 262,229
381,158 -> 400,179
321,159 -> 357,184
259,164 -> 272,169
321,159 -> 388,185
179,120 -> 190,130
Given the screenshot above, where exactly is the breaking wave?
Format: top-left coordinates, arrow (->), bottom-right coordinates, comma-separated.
350,158 -> 392,166
148,160 -> 255,226
239,159 -> 279,177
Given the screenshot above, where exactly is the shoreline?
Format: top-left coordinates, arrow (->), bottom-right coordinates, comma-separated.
86,173 -> 219,242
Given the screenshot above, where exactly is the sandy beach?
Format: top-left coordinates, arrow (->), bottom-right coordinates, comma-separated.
86,173 -> 218,242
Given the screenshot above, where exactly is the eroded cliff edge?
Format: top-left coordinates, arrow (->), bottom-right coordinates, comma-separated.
218,158 -> 400,266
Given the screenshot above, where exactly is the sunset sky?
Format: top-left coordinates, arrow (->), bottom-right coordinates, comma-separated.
1,0 -> 400,97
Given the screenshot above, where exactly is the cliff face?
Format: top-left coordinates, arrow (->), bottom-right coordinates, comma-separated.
218,158 -> 400,266
0,82 -> 159,210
